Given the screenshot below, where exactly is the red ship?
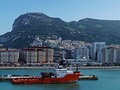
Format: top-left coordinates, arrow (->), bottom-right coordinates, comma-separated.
12,68 -> 80,84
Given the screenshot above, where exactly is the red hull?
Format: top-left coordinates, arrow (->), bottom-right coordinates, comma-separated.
12,72 -> 80,84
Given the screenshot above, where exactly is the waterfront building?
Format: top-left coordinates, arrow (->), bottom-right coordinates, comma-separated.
0,48 -> 19,63
88,44 -> 93,59
102,45 -> 120,64
73,45 -> 89,61
19,47 -> 53,63
92,42 -> 106,62
53,49 -> 73,63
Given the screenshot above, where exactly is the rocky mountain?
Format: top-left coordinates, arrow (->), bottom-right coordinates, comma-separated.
1,12 -> 120,48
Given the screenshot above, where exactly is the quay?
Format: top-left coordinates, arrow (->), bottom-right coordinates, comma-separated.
78,75 -> 98,80
0,66 -> 120,70
0,75 -> 35,81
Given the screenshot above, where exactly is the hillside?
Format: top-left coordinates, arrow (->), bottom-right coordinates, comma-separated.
1,12 -> 120,48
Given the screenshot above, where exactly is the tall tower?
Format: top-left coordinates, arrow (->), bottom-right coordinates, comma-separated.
92,42 -> 106,62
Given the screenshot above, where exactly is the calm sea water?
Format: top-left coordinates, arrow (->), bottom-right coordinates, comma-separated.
0,68 -> 120,90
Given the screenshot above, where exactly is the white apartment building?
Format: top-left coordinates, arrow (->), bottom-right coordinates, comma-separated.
73,45 -> 89,61
92,42 -> 106,62
102,45 -> 120,64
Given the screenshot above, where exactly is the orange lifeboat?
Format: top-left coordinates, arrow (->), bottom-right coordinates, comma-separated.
12,68 -> 80,84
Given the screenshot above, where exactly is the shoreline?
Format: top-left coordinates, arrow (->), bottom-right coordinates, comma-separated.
0,66 -> 120,70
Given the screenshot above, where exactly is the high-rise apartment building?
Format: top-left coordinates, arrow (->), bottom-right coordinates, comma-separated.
92,42 -> 106,62
19,47 -> 53,63
73,45 -> 89,60
102,45 -> 120,64
0,48 -> 19,63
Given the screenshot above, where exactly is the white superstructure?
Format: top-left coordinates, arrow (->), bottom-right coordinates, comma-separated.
55,68 -> 73,78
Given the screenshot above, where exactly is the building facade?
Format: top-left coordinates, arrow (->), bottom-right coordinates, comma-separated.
19,47 -> 54,63
73,45 -> 89,61
0,49 -> 19,63
102,45 -> 120,64
92,42 -> 106,62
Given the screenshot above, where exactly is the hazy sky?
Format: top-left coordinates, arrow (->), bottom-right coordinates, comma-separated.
1,0 -> 120,35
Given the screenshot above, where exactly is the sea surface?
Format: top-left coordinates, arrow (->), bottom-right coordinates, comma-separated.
0,68 -> 120,90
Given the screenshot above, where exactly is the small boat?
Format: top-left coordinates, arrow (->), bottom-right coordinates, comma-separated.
12,68 -> 80,84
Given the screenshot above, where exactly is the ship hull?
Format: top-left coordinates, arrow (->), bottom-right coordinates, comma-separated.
12,73 -> 80,84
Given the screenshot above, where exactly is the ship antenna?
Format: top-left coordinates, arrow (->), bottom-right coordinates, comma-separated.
76,64 -> 79,72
